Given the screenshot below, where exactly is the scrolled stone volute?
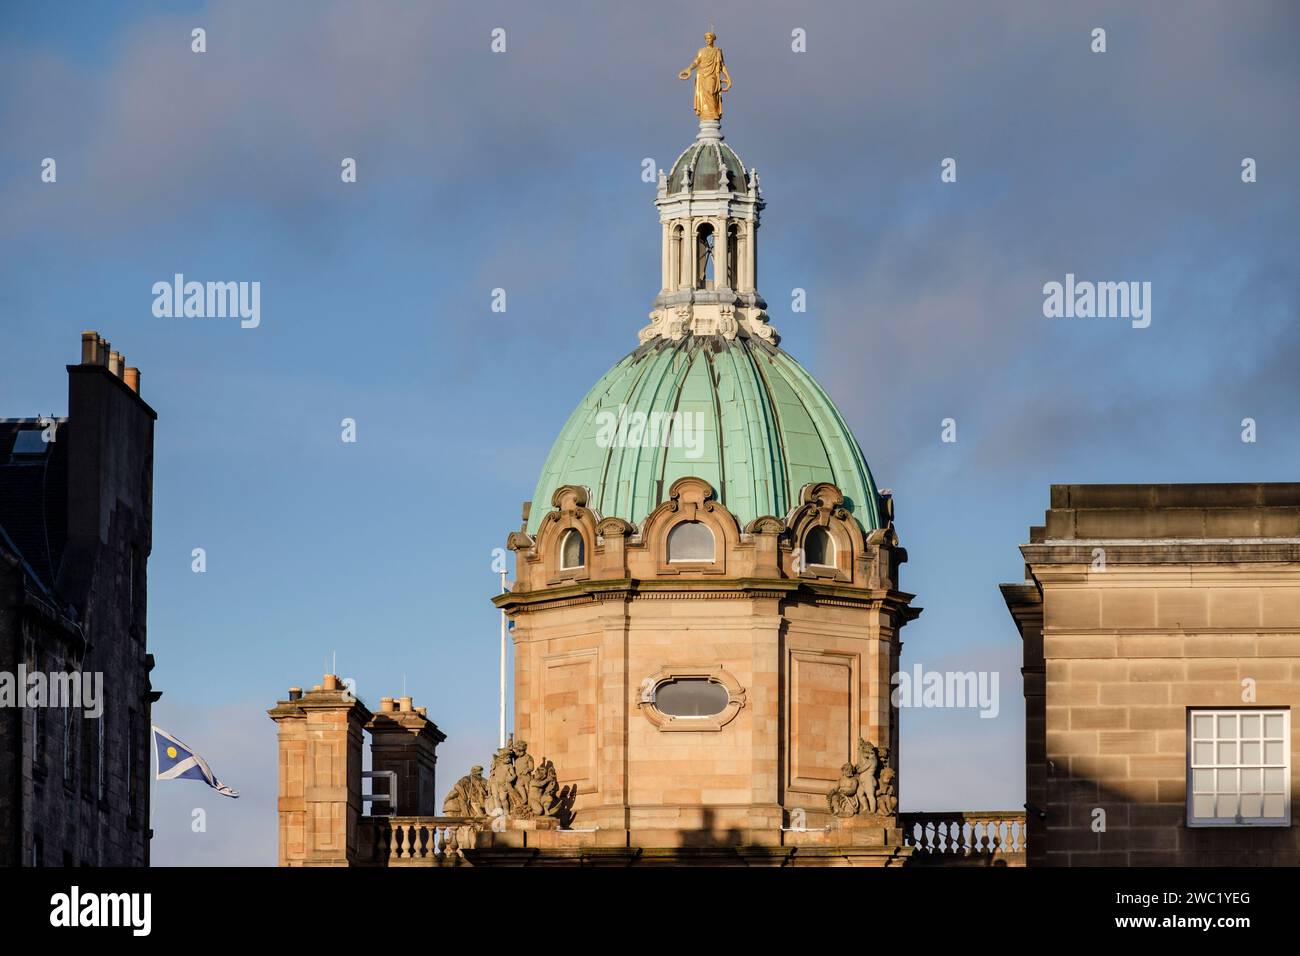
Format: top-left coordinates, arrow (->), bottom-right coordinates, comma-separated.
744,514 -> 784,576
595,516 -> 635,578
866,523 -> 904,590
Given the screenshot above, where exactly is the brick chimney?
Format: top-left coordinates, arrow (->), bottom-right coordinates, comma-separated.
366,693 -> 446,817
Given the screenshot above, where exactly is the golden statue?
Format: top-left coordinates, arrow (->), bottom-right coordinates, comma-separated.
678,32 -> 731,120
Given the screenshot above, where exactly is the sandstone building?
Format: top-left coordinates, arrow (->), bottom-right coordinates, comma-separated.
267,36 -> 1029,868
0,332 -> 159,866
1004,483 -> 1300,866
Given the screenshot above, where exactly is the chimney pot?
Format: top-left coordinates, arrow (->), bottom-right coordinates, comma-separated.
81,331 -> 98,365
398,696 -> 413,713
288,687 -> 303,701
98,338 -> 109,367
380,696 -> 396,713
322,674 -> 339,691
124,367 -> 140,394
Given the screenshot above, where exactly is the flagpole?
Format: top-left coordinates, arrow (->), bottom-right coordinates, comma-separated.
499,571 -> 507,748
148,727 -> 156,864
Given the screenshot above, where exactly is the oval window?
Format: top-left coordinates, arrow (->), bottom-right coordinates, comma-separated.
654,678 -> 729,717
667,521 -> 715,562
803,526 -> 835,567
560,529 -> 585,570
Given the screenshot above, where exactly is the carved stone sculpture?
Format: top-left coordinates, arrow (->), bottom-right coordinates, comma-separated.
511,738 -> 535,810
825,738 -> 897,819
488,746 -> 522,816
855,739 -> 880,815
827,762 -> 861,817
442,765 -> 489,816
877,765 -> 898,816
528,758 -> 562,818
445,742 -> 568,822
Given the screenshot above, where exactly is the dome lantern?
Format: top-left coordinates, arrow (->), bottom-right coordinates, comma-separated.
640,33 -> 779,346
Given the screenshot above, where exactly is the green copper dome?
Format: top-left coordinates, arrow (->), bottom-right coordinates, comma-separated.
526,336 -> 882,535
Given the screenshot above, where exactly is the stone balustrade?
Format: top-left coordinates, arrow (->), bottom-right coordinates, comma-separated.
370,816 -> 480,866
364,812 -> 1027,866
900,812 -> 1027,866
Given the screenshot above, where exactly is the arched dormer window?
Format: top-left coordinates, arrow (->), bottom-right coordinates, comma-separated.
803,526 -> 835,568
667,521 -> 715,562
560,529 -> 585,570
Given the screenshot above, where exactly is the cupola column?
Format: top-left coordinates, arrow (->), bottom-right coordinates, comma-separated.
716,217 -> 730,290
745,220 -> 757,292
661,222 -> 671,292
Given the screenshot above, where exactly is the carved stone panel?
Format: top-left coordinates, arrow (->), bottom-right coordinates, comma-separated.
787,650 -> 859,794
539,650 -> 599,795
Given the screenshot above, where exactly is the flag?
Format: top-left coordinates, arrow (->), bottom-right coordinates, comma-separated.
152,725 -> 239,798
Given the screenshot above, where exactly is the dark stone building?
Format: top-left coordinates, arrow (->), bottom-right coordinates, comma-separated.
0,332 -> 159,866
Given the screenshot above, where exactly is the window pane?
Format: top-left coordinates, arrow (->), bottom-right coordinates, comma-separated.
1188,710 -> 1290,824
654,679 -> 728,717
561,530 -> 584,569
667,521 -> 715,562
804,526 -> 834,567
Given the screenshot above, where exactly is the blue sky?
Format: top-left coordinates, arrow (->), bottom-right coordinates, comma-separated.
2,0 -> 1297,864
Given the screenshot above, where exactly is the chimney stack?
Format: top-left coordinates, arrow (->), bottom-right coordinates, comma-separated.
267,675 -> 372,867
366,690 -> 446,818
61,329 -> 156,609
